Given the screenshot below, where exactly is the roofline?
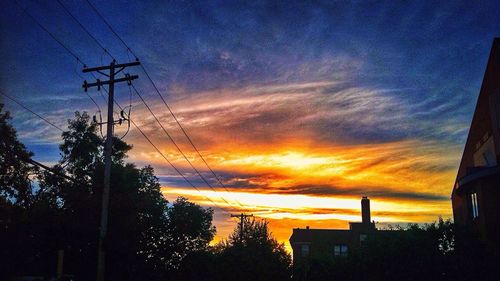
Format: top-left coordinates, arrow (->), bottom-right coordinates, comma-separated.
452,38 -> 500,192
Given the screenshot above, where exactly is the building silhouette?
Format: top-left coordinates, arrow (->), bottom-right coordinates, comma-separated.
289,197 -> 379,278
451,38 -> 500,252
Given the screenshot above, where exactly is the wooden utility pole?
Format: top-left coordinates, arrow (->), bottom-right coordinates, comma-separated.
82,59 -> 140,281
56,250 -> 64,280
231,213 -> 253,242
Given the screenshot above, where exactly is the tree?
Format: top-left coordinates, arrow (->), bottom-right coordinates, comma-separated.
0,104 -> 58,279
213,218 -> 292,281
0,104 -> 38,207
164,197 -> 216,267
301,218 -> 499,281
1,109 -> 216,281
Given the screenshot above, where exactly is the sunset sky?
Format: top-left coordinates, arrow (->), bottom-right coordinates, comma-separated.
1,0 -> 499,249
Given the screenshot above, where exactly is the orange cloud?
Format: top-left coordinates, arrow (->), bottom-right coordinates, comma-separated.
119,80 -> 459,250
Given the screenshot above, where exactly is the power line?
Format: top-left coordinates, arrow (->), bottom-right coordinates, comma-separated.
15,0 -> 240,215
59,0 -> 239,208
0,91 -> 79,182
53,0 -> 214,196
130,83 -> 235,207
14,0 -> 84,66
98,83 -> 233,215
11,0 -> 107,132
128,116 -> 231,214
84,0 -> 245,208
84,0 -> 138,59
13,0 -> 111,136
55,0 -> 115,61
0,90 -> 64,132
141,68 -> 246,206
23,157 -> 77,183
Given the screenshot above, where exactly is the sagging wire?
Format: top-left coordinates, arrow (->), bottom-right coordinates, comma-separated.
92,108 -> 104,138
119,80 -> 133,139
126,48 -> 132,62
89,74 -> 132,140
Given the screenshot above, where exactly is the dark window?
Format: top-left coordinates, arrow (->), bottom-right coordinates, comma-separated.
360,234 -> 368,243
334,244 -> 348,257
301,244 -> 310,257
471,192 -> 479,219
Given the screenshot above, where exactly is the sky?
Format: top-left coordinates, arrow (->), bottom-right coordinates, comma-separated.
1,0 -> 499,250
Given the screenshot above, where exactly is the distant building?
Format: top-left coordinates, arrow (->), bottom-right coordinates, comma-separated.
451,38 -> 500,251
289,197 -> 378,275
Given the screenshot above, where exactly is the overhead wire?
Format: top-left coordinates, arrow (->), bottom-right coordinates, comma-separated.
130,83 -> 233,207
15,0 -> 105,134
13,0 -> 84,66
14,0 -> 239,214
129,111 -> 232,214
0,91 -> 99,189
102,84 -> 233,215
55,0 -> 115,61
83,0 -> 139,59
75,0 -> 242,209
0,90 -> 64,132
83,0 -> 247,210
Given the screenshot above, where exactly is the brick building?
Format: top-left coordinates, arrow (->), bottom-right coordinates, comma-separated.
289,197 -> 378,273
451,38 -> 500,252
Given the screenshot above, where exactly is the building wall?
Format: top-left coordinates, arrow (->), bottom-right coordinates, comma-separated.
451,38 -> 500,252
454,39 -> 500,182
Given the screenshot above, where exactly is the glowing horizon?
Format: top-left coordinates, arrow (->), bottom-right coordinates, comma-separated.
3,0 -> 495,255
161,186 -> 452,251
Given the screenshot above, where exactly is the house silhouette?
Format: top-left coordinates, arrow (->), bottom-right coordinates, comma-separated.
451,38 -> 500,252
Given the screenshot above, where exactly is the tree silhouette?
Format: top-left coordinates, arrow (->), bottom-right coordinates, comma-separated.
214,218 -> 292,281
0,104 -> 38,207
300,219 -> 499,281
0,109 -> 215,280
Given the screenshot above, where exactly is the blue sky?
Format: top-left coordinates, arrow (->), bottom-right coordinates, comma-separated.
1,0 -> 499,243
2,1 -> 498,144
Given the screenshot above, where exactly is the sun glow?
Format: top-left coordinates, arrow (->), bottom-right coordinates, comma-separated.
124,81 -> 460,252
161,187 -> 452,250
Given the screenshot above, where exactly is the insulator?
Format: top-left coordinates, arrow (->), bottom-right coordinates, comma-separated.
126,73 -> 132,85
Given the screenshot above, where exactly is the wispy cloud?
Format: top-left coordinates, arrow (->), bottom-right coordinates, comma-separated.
3,0 -> 498,248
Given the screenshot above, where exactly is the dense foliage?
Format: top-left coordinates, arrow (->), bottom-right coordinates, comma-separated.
172,217 -> 292,281
300,219 -> 499,281
0,108 -> 215,280
1,105 -> 498,281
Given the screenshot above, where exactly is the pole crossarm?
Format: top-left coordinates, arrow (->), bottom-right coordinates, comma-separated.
82,61 -> 140,73
231,213 -> 254,242
83,75 -> 138,91
230,213 -> 254,218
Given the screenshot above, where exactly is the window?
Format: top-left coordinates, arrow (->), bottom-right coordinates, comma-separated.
473,135 -> 497,167
471,192 -> 479,219
334,244 -> 348,257
360,234 -> 368,243
301,244 -> 310,257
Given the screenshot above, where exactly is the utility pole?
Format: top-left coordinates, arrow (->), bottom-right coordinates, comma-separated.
231,213 -> 253,242
82,59 -> 140,281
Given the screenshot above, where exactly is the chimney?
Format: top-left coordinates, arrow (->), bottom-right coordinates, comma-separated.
361,196 -> 371,224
